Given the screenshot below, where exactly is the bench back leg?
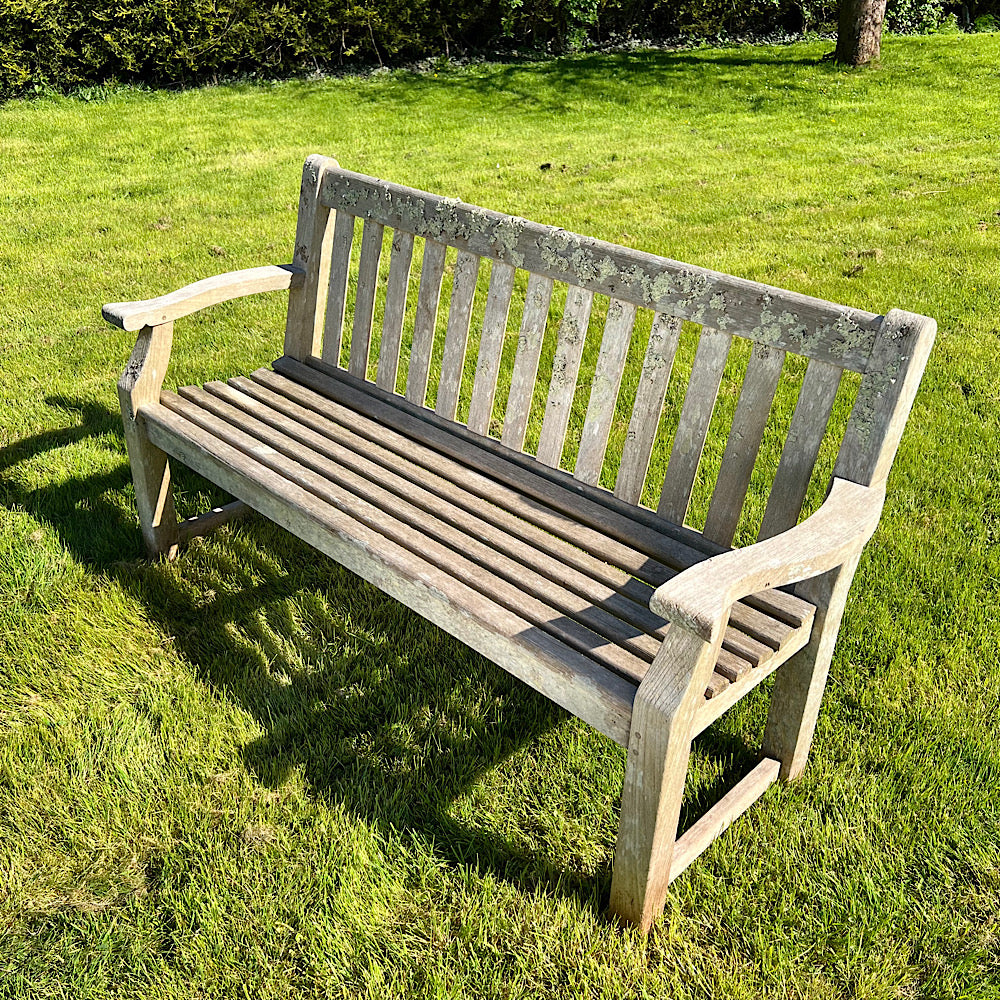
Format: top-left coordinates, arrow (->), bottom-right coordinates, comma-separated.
118,322 -> 179,559
761,556 -> 860,780
608,628 -> 719,931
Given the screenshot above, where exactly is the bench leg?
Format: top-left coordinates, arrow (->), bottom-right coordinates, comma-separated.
118,322 -> 179,559
608,629 -> 718,932
761,558 -> 859,781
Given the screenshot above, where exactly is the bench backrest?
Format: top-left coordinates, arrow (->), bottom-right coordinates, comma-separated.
284,155 -> 935,545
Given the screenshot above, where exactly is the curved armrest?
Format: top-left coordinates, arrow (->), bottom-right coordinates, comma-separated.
103,264 -> 305,331
650,478 -> 885,642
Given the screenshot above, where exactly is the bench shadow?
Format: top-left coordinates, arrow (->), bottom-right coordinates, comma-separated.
3,394 -> 766,915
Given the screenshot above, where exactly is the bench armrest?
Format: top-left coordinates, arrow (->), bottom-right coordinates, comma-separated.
650,478 -> 885,642
102,264 -> 305,331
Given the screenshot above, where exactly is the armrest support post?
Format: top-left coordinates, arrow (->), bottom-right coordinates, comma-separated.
117,322 -> 179,558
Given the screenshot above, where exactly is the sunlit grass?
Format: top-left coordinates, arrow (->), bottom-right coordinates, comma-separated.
1,32 -> 999,998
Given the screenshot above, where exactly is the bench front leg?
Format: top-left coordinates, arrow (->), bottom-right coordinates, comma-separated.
118,321 -> 179,559
761,553 -> 860,781
609,625 -> 722,932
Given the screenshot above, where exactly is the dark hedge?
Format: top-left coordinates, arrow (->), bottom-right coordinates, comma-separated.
0,0 -> 994,99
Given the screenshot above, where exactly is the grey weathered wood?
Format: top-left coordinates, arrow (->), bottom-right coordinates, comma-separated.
435,250 -> 480,420
376,229 -> 415,393
177,500 -> 252,544
535,285 -> 593,468
231,372 -> 794,687
466,261 -> 516,435
575,298 -> 638,486
668,757 -> 781,881
347,220 -> 385,379
117,322 -> 179,558
143,401 -> 636,744
282,154 -> 336,359
321,210 -> 356,366
614,313 -> 681,505
168,386 -> 658,679
319,167 -> 882,372
758,359 -> 842,541
277,356 -> 813,630
104,264 -> 306,335
703,343 -> 786,546
657,328 -> 732,524
406,239 -> 447,406
835,309 -> 938,488
201,374 -> 801,695
501,272 -> 553,452
761,559 -> 857,780
609,625 -> 723,931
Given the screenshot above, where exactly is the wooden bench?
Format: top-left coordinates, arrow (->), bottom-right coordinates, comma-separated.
104,155 -> 935,931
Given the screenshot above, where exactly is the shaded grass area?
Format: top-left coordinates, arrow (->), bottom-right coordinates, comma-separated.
1,32 -> 999,998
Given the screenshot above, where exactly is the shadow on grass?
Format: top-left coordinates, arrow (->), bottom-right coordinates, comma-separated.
1,394 -> 764,915
283,46 -> 841,119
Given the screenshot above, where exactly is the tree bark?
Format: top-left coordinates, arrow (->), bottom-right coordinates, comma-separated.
835,0 -> 888,66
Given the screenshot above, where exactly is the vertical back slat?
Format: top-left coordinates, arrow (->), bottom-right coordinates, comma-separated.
347,220 -> 385,379
574,298 -> 638,485
614,313 -> 681,505
321,211 -> 356,366
436,251 -> 481,420
406,239 -> 447,405
284,156 -> 335,361
535,285 -> 594,468
467,262 -> 516,435
502,273 -> 554,452
376,229 -> 414,393
656,327 -> 732,523
758,359 -> 843,540
702,343 -> 786,546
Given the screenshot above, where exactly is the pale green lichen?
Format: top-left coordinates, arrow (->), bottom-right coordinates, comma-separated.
488,215 -> 527,268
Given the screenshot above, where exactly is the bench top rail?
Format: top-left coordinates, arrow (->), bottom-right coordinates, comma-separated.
283,156 -> 935,547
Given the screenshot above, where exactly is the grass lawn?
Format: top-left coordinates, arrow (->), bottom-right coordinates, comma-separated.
1,31 -> 999,999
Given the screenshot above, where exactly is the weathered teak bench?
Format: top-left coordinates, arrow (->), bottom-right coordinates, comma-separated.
104,155 -> 935,931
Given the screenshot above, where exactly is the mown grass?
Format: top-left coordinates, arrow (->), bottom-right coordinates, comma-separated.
1,32 -> 999,999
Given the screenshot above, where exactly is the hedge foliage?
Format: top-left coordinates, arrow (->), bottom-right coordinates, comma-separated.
0,0 -> 996,99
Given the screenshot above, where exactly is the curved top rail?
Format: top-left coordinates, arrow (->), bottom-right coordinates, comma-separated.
320,167 -> 882,373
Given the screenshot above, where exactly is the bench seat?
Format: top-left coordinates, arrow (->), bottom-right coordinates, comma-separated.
145,354 -> 816,746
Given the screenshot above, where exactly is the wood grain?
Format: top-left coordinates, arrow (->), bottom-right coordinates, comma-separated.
575,298 -> 637,486
376,229 -> 415,393
758,359 -> 842,540
321,209 -> 356,366
467,261 -> 515,435
614,312 -> 681,505
502,272 -> 553,452
656,328 -> 732,524
347,220 -> 384,379
435,250 -> 480,420
406,239 -> 447,406
535,285 -> 593,467
703,342 -> 785,546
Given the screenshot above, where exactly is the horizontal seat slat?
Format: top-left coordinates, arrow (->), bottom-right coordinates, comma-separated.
189,378 -> 771,690
155,395 -> 652,681
276,356 -> 815,631
256,364 -> 811,665
168,387 -> 665,678
151,362 -> 817,706
141,402 -> 638,745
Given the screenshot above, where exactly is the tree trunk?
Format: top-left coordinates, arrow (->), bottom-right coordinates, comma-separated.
835,0 -> 888,66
